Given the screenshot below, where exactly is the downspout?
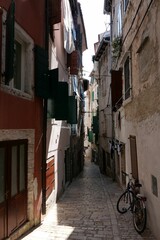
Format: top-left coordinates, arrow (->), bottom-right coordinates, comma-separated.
110,2 -> 116,181
42,0 -> 49,215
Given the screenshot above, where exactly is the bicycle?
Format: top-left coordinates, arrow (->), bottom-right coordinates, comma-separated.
116,171 -> 147,234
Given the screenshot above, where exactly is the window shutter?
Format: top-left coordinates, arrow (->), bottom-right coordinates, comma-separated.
88,130 -> 93,143
124,0 -> 129,11
111,70 -> 122,111
92,91 -> 94,101
92,116 -> 99,134
48,68 -> 59,99
67,96 -> 77,124
76,24 -> 82,52
54,82 -> 68,120
0,9 -> 3,75
124,56 -> 130,99
49,0 -> 61,25
104,0 -> 111,13
5,0 -> 15,84
34,45 -> 49,99
67,50 -> 79,75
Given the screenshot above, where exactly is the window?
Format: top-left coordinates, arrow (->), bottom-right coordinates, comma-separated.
124,0 -> 129,11
14,40 -> 22,90
4,19 -> 34,96
124,56 -> 131,100
10,25 -> 34,95
111,70 -> 122,110
117,3 -> 122,36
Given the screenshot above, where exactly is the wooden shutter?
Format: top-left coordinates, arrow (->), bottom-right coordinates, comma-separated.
67,96 -> 77,124
34,45 -> 49,99
88,130 -> 93,143
111,70 -> 122,111
67,50 -> 79,75
48,68 -> 59,99
49,0 -> 61,25
5,0 -> 15,84
92,116 -> 99,134
0,9 -> 2,75
129,135 -> 139,180
124,56 -> 130,99
54,82 -> 68,120
46,157 -> 55,199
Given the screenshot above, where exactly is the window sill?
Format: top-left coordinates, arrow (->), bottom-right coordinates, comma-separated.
0,84 -> 34,100
122,95 -> 132,107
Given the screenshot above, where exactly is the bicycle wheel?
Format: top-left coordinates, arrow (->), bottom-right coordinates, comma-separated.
117,190 -> 134,214
133,198 -> 147,234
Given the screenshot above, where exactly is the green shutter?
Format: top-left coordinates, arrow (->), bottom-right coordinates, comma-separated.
54,82 -> 68,120
5,0 -> 15,84
67,96 -> 77,124
92,116 -> 99,134
88,130 -> 93,143
47,99 -> 56,118
35,45 -> 49,98
48,68 -> 58,99
92,91 -> 94,101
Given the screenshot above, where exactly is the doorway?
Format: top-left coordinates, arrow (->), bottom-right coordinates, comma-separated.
0,140 -> 27,239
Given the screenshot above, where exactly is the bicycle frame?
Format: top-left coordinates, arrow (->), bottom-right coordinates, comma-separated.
117,171 -> 147,234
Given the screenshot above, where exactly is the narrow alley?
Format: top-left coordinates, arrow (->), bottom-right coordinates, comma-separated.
19,159 -> 156,240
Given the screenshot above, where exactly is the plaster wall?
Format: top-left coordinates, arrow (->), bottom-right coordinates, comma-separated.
119,113 -> 160,238
46,121 -> 70,202
136,114 -> 160,237
114,0 -> 160,237
98,46 -> 112,153
47,21 -> 70,201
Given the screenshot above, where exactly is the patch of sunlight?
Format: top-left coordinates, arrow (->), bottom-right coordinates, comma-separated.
21,204 -> 75,239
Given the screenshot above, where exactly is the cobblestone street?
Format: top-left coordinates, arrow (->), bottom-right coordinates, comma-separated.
20,159 -> 157,240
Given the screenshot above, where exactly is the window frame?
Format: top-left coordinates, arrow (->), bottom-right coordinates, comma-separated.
123,0 -> 129,12
123,55 -> 132,101
11,23 -> 34,95
1,10 -> 34,99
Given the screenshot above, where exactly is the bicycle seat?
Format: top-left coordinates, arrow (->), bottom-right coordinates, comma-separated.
135,183 -> 142,187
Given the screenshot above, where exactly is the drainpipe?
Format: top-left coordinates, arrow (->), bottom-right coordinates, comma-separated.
42,0 -> 49,215
109,2 -> 116,181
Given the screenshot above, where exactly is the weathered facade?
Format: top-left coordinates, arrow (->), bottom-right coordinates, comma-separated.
0,0 -> 87,239
0,1 -> 46,239
84,72 -> 98,162
92,32 -> 113,176
104,0 -> 160,238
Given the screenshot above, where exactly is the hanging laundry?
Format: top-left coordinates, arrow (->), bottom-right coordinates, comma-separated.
71,75 -> 80,97
62,0 -> 76,53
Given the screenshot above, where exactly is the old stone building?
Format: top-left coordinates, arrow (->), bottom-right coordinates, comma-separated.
92,32 -> 113,176
104,0 -> 160,238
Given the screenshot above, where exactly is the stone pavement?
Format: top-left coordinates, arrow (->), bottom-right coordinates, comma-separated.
20,159 -> 157,240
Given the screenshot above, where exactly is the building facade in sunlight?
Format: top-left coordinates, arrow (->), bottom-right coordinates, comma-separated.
92,32 -> 113,176
103,0 -> 160,238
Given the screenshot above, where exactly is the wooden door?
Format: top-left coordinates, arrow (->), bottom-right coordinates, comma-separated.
0,140 -> 27,238
0,146 -> 6,239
